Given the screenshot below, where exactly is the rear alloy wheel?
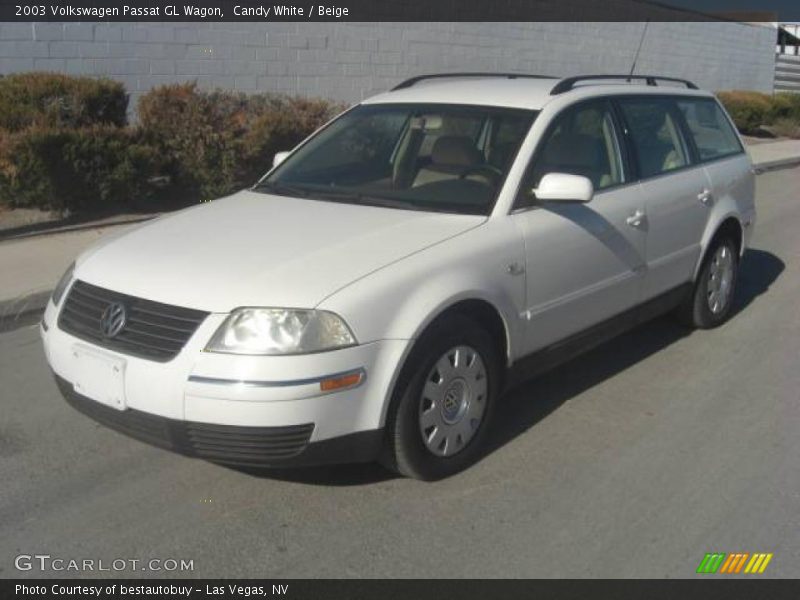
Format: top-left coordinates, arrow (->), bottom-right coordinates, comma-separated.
678,237 -> 739,329
384,315 -> 499,480
706,243 -> 736,316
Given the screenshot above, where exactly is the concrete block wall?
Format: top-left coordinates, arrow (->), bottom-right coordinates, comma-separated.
0,21 -> 777,115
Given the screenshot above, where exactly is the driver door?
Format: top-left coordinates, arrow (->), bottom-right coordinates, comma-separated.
511,98 -> 647,355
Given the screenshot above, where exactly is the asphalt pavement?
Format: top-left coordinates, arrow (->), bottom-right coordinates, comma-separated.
0,167 -> 798,579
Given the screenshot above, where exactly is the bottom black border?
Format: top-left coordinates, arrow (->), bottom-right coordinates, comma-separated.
4,579 -> 800,600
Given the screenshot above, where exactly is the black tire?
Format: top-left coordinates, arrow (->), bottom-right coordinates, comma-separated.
677,236 -> 739,329
382,314 -> 500,480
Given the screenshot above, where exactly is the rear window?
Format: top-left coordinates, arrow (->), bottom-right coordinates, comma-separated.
618,98 -> 690,179
677,98 -> 743,161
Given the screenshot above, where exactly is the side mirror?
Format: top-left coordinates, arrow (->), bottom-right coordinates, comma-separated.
533,173 -> 594,203
272,151 -> 291,168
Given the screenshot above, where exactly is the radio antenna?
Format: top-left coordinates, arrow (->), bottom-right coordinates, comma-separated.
628,20 -> 650,81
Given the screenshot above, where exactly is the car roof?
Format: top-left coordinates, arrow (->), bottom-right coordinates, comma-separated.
362,75 -> 715,111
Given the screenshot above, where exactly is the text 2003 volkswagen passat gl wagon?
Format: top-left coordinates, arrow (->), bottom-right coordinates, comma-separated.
42,74 -> 755,479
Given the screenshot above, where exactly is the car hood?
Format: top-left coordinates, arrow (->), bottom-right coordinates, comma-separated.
76,190 -> 485,312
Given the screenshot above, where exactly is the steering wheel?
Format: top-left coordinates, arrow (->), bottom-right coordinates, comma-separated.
459,164 -> 503,186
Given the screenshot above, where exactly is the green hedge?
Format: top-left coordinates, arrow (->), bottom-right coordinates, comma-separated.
239,96 -> 345,187
769,92 -> 800,123
0,73 -> 151,212
0,125 -> 165,212
0,75 -> 344,214
138,82 -> 343,201
717,90 -> 800,137
0,72 -> 128,132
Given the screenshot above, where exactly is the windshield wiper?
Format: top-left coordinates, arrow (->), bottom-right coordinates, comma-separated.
310,188 -> 430,212
254,182 -> 474,214
252,181 -> 311,197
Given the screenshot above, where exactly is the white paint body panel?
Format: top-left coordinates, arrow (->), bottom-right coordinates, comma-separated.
640,164 -> 711,299
41,77 -> 755,448
74,191 -> 483,313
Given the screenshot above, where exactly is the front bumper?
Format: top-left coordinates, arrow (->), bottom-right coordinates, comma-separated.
54,374 -> 383,468
42,296 -> 410,467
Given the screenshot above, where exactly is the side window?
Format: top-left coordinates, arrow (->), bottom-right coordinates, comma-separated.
522,100 -> 626,196
677,98 -> 743,161
618,98 -> 690,178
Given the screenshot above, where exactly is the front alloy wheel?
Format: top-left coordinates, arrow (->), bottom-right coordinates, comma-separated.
419,345 -> 488,457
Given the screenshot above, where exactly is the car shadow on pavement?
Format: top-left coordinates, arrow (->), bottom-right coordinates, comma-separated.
730,248 -> 785,318
486,315 -> 691,458
231,248 -> 784,487
483,248 -> 785,461
235,461 -> 398,486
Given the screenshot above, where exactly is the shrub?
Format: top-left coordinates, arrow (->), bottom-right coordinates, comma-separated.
0,75 -> 346,213
138,83 -> 252,201
0,72 -> 128,132
238,96 -> 344,184
138,82 -> 344,200
769,92 -> 800,123
716,91 -> 773,135
770,117 -> 800,139
0,125 -> 165,213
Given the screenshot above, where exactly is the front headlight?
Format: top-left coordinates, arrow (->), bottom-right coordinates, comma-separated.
51,262 -> 75,306
205,308 -> 357,355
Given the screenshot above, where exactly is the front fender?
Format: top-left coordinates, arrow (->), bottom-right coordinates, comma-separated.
319,219 -> 525,356
317,219 -> 526,421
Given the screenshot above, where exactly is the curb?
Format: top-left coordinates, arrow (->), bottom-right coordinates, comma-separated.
0,213 -> 159,244
0,290 -> 51,332
752,156 -> 800,173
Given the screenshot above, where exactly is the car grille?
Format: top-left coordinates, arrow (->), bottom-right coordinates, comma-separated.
57,280 -> 209,362
55,375 -> 316,466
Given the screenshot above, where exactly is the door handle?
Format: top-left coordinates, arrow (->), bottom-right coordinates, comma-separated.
698,188 -> 713,205
626,209 -> 645,228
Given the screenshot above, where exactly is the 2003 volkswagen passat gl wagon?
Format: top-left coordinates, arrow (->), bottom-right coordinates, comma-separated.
42,74 -> 756,479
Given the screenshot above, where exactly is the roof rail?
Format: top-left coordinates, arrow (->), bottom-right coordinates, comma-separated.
392,72 -> 557,91
550,75 -> 699,95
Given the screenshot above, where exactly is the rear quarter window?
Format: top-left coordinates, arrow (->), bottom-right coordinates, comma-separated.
677,98 -> 743,161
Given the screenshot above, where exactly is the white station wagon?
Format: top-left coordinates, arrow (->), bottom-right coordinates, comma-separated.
42,73 -> 756,479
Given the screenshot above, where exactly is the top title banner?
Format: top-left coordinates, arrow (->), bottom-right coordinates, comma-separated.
1,0 -> 799,22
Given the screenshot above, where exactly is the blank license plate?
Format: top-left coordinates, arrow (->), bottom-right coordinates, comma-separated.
71,345 -> 126,411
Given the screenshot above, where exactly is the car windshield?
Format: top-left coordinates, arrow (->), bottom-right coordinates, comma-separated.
255,103 -> 537,215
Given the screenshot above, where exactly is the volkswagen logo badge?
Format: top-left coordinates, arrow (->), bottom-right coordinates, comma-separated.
100,302 -> 127,338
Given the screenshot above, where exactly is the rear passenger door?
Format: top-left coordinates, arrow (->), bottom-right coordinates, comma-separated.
676,96 -> 754,234
616,96 -> 711,300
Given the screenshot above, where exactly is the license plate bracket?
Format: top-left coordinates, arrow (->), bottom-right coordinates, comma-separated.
71,344 -> 126,411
